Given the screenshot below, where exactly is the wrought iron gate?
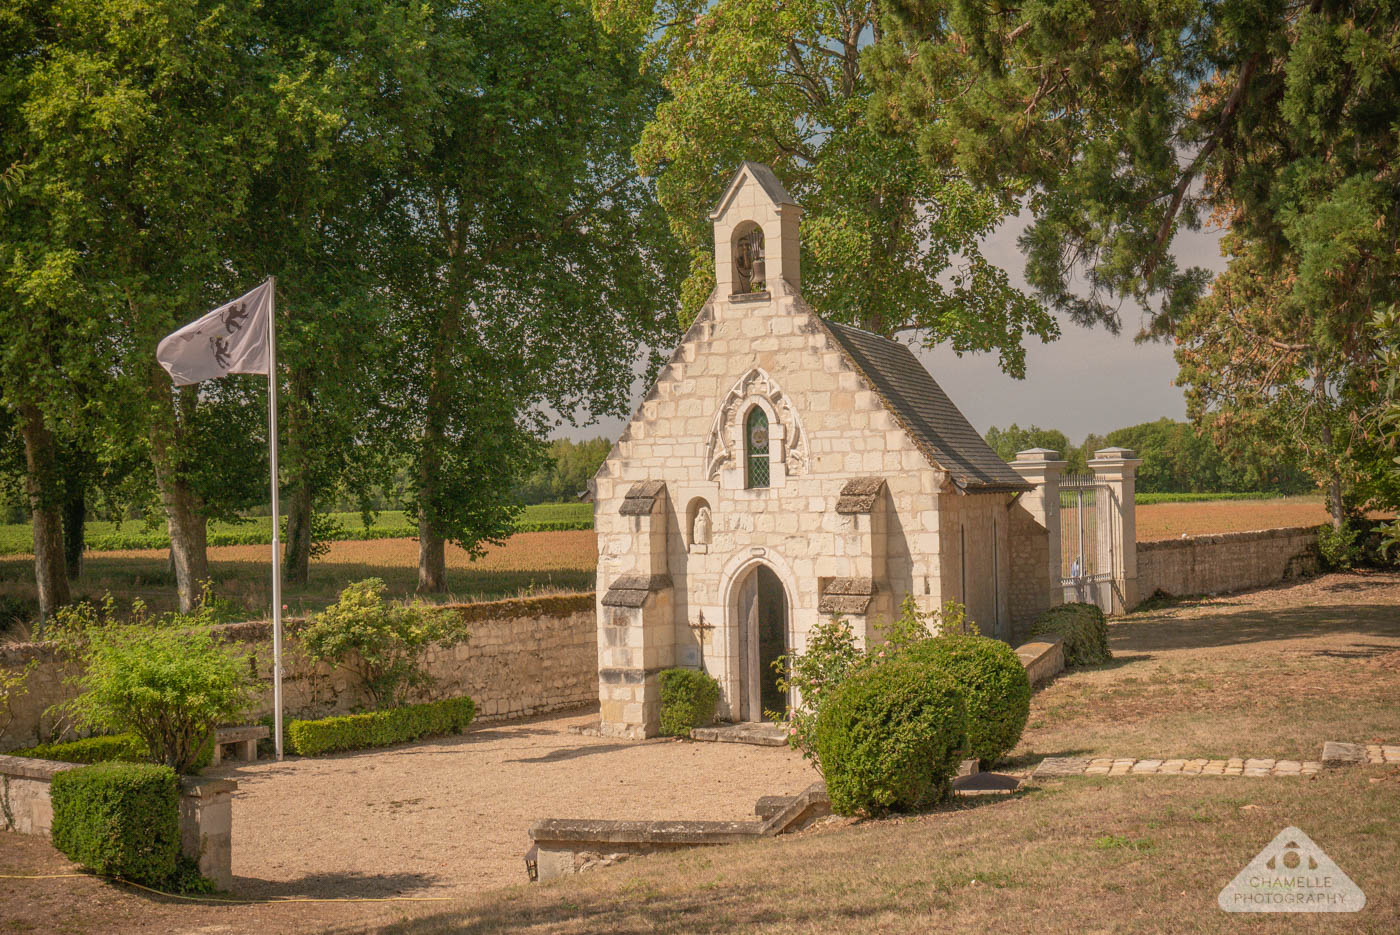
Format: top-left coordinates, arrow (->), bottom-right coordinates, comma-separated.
1059,475 -> 1113,604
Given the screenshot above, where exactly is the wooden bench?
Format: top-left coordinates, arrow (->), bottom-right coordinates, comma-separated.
212,725 -> 269,767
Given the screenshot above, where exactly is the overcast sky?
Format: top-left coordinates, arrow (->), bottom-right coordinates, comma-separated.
556,212 -> 1228,446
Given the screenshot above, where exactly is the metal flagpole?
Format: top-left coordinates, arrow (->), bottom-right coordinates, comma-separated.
267,276 -> 284,761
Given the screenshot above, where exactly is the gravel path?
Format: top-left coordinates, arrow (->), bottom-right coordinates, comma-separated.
217,710 -> 818,898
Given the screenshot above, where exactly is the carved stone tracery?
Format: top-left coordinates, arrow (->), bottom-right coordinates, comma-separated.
704,368 -> 808,481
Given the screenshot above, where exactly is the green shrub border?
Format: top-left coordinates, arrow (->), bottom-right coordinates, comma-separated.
50,761 -> 182,885
287,696 -> 476,757
658,668 -> 720,738
1029,602 -> 1112,666
14,732 -> 214,772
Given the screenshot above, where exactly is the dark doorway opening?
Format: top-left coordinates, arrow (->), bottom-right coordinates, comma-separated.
739,564 -> 788,721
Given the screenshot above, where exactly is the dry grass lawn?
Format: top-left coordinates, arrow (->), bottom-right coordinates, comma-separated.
1014,571 -> 1400,763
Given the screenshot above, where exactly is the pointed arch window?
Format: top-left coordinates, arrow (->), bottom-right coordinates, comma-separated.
745,406 -> 770,488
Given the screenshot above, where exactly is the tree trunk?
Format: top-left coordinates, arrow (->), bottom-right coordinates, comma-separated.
62,486 -> 84,580
17,404 -> 70,619
416,421 -> 447,591
148,380 -> 209,612
417,510 -> 447,592
281,369 -> 314,585
1327,476 -> 1346,530
283,480 -> 313,585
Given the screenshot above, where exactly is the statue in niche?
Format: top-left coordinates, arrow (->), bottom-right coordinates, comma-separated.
734,228 -> 765,293
692,505 -> 712,547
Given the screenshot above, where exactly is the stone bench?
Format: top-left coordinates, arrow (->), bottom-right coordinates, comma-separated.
211,725 -> 269,767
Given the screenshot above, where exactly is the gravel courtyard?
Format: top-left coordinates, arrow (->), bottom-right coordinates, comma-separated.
214,710 -> 818,899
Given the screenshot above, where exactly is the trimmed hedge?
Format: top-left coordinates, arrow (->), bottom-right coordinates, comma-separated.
50,762 -> 181,885
14,732 -> 214,771
1030,603 -> 1112,666
658,668 -> 720,737
287,696 -> 476,757
900,636 -> 1031,766
813,658 -> 967,816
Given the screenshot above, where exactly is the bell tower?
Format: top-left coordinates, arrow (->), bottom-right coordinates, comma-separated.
709,162 -> 803,297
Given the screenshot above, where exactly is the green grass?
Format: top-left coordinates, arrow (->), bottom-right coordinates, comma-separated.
0,502 -> 593,555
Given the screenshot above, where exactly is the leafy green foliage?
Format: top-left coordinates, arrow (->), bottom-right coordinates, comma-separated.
515,439 -> 612,505
50,762 -> 181,885
1105,419 -> 1311,496
13,732 -> 215,769
60,626 -> 257,774
773,616 -> 862,766
300,579 -> 468,709
1030,604 -> 1112,668
813,659 -> 966,816
657,668 -> 720,737
899,636 -> 1030,767
286,696 -> 476,757
871,0 -> 1400,525
1316,523 -> 1363,573
596,0 -> 1055,376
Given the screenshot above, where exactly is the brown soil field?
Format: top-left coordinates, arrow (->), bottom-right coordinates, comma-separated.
1136,496 -> 1378,540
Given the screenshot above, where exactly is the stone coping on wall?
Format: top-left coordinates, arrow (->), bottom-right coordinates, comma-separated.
0,752 -> 75,782
1136,525 -> 1320,552
1015,633 -> 1065,688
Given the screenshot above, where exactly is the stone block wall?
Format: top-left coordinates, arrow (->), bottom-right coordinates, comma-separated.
1136,526 -> 1320,601
1007,501 -> 1051,643
1,593 -> 598,751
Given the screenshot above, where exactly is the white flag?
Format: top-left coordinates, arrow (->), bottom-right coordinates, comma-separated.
157,279 -> 273,386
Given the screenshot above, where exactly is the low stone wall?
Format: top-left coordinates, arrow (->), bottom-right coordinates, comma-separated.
1,592 -> 598,751
1135,526 -> 1320,602
0,753 -> 236,888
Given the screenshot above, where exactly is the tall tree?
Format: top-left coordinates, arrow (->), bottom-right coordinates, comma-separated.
595,0 -> 1056,376
15,0 -> 292,610
870,0 -> 1400,522
394,0 -> 684,591
240,0 -> 431,585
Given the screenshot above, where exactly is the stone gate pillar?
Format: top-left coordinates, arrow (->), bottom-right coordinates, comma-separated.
1010,449 -> 1067,632
1089,447 -> 1142,614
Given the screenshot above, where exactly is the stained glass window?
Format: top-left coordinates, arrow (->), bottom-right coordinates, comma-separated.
746,406 -> 770,488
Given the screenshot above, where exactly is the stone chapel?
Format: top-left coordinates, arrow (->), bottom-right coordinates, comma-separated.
592,162 -> 1122,739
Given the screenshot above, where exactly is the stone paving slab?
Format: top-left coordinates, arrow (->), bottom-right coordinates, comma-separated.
1032,755 -> 1324,780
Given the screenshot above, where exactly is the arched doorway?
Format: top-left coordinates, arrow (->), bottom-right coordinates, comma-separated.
736,564 -> 788,721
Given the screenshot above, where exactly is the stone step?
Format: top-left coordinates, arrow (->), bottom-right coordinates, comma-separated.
690,723 -> 790,747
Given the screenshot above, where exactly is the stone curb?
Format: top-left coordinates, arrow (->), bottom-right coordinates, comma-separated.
1034,739 -> 1400,780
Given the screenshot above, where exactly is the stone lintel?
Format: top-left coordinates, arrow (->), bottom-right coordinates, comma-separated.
834,476 -> 886,514
619,480 -> 666,515
818,577 -> 876,616
600,574 -> 673,608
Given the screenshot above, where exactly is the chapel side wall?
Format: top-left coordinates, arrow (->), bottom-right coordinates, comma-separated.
592,275 -> 945,721
935,491 -> 1013,640
1007,500 -> 1052,643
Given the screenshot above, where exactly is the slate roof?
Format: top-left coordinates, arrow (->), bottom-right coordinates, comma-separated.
820,321 -> 1031,493
710,162 -> 798,217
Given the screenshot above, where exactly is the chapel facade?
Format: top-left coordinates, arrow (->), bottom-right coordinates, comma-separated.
592,163 -> 1081,739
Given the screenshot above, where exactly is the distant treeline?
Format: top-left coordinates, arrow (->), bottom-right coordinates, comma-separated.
983,419 -> 1313,495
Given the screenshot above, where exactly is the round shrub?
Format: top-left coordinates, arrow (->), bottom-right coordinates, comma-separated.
813,658 -> 967,816
900,635 -> 1030,766
658,668 -> 720,737
50,761 -> 181,885
1030,603 -> 1111,666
